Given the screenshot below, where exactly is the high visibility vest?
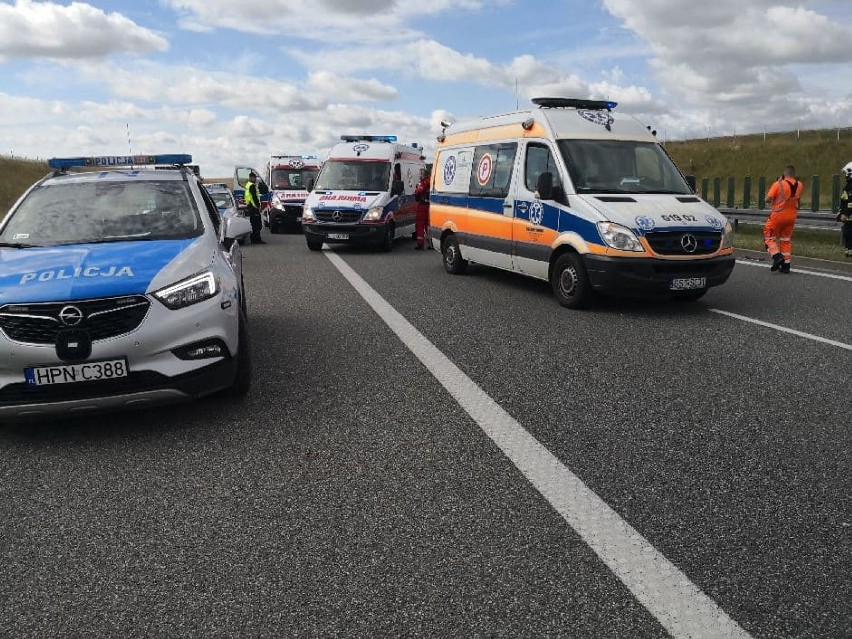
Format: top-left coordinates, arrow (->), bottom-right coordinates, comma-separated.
770,178 -> 800,213
244,179 -> 257,207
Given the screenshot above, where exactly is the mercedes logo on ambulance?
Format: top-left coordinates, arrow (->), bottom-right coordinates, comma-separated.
58,305 -> 84,326
332,210 -> 343,222
680,234 -> 698,253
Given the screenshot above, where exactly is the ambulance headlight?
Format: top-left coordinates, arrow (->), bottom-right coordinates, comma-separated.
302,206 -> 316,222
597,222 -> 644,252
271,193 -> 285,209
154,272 -> 218,309
362,206 -> 383,222
721,221 -> 734,249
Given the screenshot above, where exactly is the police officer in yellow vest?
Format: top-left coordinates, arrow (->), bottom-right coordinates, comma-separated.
245,171 -> 265,244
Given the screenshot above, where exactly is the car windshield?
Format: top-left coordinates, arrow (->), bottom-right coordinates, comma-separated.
210,191 -> 234,210
0,179 -> 204,247
557,139 -> 692,195
270,168 -> 320,190
314,161 -> 390,192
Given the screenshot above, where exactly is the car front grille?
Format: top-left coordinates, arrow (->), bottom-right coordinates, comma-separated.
644,231 -> 721,255
315,210 -> 363,223
0,296 -> 150,345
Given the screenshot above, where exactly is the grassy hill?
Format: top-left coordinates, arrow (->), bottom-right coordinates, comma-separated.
1,156 -> 51,213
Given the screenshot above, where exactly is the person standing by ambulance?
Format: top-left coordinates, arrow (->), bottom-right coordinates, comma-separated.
836,162 -> 852,258
244,170 -> 265,244
414,167 -> 431,250
763,165 -> 802,273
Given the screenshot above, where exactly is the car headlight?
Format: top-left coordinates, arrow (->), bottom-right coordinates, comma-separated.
302,206 -> 316,222
153,272 -> 218,309
362,206 -> 383,222
271,193 -> 285,209
597,222 -> 644,252
721,221 -> 734,249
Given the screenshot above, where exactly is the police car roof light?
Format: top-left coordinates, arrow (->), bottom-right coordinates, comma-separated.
340,135 -> 398,143
48,153 -> 193,170
531,97 -> 618,111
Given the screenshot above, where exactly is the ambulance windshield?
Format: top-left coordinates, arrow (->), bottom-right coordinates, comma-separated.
557,140 -> 692,195
314,160 -> 391,192
270,168 -> 320,190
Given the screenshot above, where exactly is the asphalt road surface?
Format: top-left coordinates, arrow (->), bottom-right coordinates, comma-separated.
2,232 -> 850,638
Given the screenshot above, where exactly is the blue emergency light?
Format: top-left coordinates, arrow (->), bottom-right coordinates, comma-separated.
48,154 -> 193,170
340,135 -> 398,143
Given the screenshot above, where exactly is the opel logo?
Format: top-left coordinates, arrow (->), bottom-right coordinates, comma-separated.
332,210 -> 343,222
681,234 -> 698,253
58,305 -> 84,326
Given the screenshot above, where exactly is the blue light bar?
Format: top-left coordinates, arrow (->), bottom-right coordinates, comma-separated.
340,135 -> 397,143
48,153 -> 193,170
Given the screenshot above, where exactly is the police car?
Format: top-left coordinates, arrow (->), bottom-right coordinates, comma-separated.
204,182 -> 250,245
0,154 -> 253,420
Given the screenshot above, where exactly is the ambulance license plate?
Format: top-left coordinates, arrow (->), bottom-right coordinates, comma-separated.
25,358 -> 129,386
327,233 -> 349,240
669,277 -> 706,291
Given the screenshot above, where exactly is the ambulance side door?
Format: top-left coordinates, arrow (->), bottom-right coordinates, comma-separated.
513,141 -> 564,279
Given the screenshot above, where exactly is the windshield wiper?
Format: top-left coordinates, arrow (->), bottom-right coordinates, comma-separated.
0,241 -> 38,248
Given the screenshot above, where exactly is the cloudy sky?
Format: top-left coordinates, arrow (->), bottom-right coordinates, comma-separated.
0,0 -> 849,178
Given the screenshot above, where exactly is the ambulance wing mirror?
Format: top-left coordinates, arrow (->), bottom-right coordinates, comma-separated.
391,179 -> 404,196
258,181 -> 270,195
536,172 -> 554,200
307,178 -> 315,192
685,175 -> 697,193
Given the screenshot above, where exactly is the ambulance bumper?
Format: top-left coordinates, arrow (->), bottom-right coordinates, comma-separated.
303,223 -> 388,245
582,253 -> 736,296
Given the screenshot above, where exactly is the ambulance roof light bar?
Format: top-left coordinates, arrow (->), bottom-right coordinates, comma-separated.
531,97 -> 618,111
340,135 -> 398,143
48,153 -> 193,170
270,154 -> 319,160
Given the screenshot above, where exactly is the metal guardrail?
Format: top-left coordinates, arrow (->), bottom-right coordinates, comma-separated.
718,207 -> 841,230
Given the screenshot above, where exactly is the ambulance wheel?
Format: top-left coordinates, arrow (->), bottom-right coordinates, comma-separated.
380,223 -> 395,252
306,238 -> 323,251
551,253 -> 591,309
269,221 -> 280,234
442,235 -> 468,274
228,310 -> 251,397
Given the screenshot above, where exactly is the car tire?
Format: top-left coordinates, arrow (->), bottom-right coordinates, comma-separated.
228,310 -> 251,397
551,252 -> 591,309
442,234 -> 468,274
379,223 -> 395,252
306,238 -> 323,251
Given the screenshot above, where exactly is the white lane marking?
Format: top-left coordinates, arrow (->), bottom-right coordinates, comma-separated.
709,309 -> 852,351
324,250 -> 750,639
735,259 -> 852,282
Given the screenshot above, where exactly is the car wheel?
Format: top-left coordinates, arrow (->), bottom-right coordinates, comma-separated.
306,238 -> 323,251
442,234 -> 468,274
551,252 -> 591,309
380,223 -> 395,252
228,310 -> 251,397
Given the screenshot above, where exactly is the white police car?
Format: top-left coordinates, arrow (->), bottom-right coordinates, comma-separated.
0,154 -> 254,420
204,182 -> 250,245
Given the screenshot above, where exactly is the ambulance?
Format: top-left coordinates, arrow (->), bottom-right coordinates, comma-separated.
430,98 -> 736,308
264,154 -> 322,233
301,135 -> 423,251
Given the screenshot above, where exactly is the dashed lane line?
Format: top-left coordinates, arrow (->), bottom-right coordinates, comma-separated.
708,309 -> 852,351
324,248 -> 750,639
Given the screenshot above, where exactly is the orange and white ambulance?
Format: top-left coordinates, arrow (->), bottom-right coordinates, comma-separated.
430,98 -> 735,307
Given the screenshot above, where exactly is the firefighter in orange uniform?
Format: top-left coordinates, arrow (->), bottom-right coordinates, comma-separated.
764,165 -> 803,273
414,167 -> 431,250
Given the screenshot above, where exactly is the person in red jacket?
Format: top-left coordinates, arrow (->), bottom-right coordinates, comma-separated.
414,167 -> 431,250
763,165 -> 803,273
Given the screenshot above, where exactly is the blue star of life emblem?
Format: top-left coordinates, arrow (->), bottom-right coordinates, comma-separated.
635,215 -> 655,230
705,215 -> 723,229
443,156 -> 457,185
529,201 -> 544,225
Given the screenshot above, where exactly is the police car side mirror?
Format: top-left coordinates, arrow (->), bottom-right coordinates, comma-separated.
391,179 -> 404,196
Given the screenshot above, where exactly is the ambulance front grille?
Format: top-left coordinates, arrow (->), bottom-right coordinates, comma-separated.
644,231 -> 721,255
315,210 -> 363,223
0,296 -> 150,344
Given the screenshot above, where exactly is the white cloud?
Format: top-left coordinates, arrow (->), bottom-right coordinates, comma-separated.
0,0 -> 168,61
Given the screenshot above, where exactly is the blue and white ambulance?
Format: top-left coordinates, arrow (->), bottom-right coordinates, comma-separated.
264,154 -> 322,233
0,154 -> 253,420
301,135 -> 423,251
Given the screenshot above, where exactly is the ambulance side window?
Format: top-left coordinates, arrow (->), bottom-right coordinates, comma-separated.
524,144 -> 563,196
469,143 -> 517,199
